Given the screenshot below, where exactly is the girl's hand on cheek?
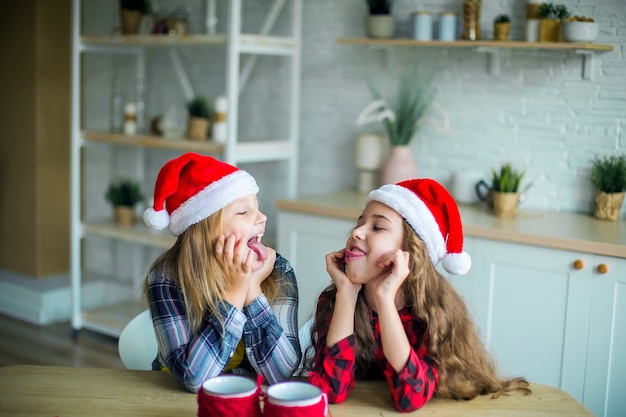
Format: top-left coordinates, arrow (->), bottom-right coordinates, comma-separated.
326,250 -> 361,299
374,249 -> 410,302
216,235 -> 251,309
216,234 -> 252,283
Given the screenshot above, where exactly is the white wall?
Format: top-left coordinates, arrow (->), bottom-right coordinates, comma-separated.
81,0 -> 625,261
297,0 -> 625,218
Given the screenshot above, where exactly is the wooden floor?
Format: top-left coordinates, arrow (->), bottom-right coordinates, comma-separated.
0,313 -> 124,369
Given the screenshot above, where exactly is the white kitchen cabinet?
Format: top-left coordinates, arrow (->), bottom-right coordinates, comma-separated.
276,205 -> 625,416
70,0 -> 302,337
464,239 -> 594,404
465,238 -> 625,417
583,255 -> 626,417
276,211 -> 354,325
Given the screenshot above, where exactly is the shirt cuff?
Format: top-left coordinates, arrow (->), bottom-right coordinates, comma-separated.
242,293 -> 273,331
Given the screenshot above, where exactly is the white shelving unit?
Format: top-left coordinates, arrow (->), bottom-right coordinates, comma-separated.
70,0 -> 302,337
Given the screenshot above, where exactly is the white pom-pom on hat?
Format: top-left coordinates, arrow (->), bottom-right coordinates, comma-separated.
142,207 -> 170,231
443,252 -> 472,276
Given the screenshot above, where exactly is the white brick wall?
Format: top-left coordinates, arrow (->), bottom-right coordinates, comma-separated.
298,0 -> 626,219
82,0 -> 626,258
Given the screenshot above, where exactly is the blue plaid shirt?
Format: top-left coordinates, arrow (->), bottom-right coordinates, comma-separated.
147,254 -> 301,392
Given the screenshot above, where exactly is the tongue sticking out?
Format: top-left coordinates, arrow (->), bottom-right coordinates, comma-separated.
247,237 -> 268,261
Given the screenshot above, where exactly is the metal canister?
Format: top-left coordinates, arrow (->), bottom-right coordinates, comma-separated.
412,11 -> 433,41
438,12 -> 457,41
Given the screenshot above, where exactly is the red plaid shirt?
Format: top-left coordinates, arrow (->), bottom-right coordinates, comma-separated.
308,296 -> 438,412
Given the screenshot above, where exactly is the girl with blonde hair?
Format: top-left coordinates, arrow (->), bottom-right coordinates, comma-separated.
142,152 -> 301,392
305,178 -> 530,412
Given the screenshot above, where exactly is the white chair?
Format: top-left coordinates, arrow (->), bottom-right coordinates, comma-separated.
297,317 -> 314,375
118,309 -> 158,370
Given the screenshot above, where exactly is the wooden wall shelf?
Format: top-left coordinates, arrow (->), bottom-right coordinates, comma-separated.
336,38 -> 613,79
336,38 -> 613,51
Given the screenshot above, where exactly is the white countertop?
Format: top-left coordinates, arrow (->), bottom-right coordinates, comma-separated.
276,190 -> 625,259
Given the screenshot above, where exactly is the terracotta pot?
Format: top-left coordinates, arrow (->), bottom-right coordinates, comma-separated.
113,206 -> 136,227
492,192 -> 519,218
594,191 -> 625,221
186,117 -> 210,141
380,146 -> 418,185
366,15 -> 395,39
120,9 -> 142,35
494,22 -> 511,41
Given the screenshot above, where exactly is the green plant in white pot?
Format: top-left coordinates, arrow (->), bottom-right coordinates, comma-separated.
105,178 -> 145,226
365,0 -> 395,38
591,154 -> 626,221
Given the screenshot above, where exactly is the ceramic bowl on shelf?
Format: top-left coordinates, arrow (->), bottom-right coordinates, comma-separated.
562,21 -> 599,42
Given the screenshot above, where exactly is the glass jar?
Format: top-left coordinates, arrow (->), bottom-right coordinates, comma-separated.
461,0 -> 482,40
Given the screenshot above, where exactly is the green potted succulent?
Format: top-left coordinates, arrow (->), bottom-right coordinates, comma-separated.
365,0 -> 395,38
490,163 -> 526,218
591,154 -> 626,221
538,3 -> 570,42
105,178 -> 145,226
120,0 -> 152,34
494,14 -> 511,41
186,96 -> 212,141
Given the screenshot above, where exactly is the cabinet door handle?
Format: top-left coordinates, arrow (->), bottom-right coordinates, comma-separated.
573,259 -> 585,270
597,263 -> 608,274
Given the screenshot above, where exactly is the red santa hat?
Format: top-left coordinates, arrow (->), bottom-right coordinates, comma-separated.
365,178 -> 471,275
143,152 -> 258,236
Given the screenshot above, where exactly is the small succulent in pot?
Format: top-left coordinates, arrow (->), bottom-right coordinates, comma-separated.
120,0 -> 152,14
365,0 -> 393,15
187,96 -> 212,120
591,154 -> 626,193
105,178 -> 145,207
494,14 -> 511,24
186,96 -> 213,140
493,14 -> 511,40
591,154 -> 626,221
538,3 -> 570,19
490,163 -> 525,193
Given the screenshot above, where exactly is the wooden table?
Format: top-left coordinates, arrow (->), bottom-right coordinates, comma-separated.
0,365 -> 593,416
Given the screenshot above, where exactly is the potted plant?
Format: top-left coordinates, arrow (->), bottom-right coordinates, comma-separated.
186,96 -> 212,141
538,3 -> 570,42
356,71 -> 434,184
591,154 -> 626,221
105,178 -> 145,226
494,14 -> 511,41
120,0 -> 151,34
365,0 -> 395,38
490,163 -> 525,218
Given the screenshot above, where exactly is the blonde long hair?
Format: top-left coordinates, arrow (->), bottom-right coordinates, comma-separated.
308,221 -> 530,400
144,210 -> 279,334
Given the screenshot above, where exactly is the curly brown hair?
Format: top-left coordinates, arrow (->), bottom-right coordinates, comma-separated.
306,221 -> 530,400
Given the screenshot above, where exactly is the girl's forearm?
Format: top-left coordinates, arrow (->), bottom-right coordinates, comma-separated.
326,293 -> 357,346
377,300 -> 411,372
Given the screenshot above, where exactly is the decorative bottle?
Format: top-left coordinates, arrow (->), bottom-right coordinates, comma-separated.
461,0 -> 482,40
124,103 -> 137,135
110,77 -> 123,132
212,96 -> 228,143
